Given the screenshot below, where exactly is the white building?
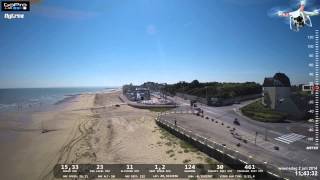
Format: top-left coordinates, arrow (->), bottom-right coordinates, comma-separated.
262,73 -> 291,109
262,73 -> 303,118
135,87 -> 150,101
123,85 -> 151,101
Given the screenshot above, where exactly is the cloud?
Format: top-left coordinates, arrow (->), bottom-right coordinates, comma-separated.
146,24 -> 158,35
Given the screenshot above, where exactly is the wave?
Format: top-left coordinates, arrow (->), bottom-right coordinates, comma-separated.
54,95 -> 78,105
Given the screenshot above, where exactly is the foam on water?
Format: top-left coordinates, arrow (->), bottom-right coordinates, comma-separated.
0,87 -> 117,112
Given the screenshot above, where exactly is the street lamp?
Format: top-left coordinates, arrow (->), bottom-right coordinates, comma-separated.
254,132 -> 258,145
264,128 -> 268,141
248,155 -> 253,164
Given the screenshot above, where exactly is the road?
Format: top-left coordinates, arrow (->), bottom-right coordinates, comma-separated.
164,96 -> 320,179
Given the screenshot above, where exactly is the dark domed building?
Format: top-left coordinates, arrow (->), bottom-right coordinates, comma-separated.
263,73 -> 291,88
262,73 -> 303,119
262,73 -> 292,109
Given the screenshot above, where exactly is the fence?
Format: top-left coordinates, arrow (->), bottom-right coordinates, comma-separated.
155,111 -> 298,180
119,94 -> 177,109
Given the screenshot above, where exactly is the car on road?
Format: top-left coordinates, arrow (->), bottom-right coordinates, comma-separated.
233,118 -> 240,126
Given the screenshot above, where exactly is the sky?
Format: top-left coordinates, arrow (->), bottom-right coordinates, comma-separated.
0,0 -> 319,88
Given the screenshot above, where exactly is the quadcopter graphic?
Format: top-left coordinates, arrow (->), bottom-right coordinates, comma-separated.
276,0 -> 319,31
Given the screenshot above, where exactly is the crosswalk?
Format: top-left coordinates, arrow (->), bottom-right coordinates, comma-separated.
274,133 -> 305,144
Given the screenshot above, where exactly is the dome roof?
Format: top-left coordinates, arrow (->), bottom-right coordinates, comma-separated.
263,73 -> 291,87
273,73 -> 291,87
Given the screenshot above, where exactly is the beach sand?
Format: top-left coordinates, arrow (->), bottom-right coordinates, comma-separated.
0,91 -> 217,180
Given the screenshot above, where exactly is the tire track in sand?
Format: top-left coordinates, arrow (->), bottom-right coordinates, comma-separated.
39,111 -> 96,180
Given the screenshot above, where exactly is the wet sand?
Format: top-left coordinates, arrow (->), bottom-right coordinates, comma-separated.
0,91 -> 217,180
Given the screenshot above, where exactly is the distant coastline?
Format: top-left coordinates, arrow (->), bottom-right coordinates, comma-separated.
0,87 -> 117,113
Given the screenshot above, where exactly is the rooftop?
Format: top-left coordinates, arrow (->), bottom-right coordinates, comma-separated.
263,73 -> 291,87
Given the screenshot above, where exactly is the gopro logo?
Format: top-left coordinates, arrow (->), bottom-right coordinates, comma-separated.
1,1 -> 30,11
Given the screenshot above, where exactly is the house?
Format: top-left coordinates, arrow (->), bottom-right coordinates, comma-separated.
262,73 -> 291,109
262,73 -> 303,119
135,87 -> 150,101
123,85 -> 151,101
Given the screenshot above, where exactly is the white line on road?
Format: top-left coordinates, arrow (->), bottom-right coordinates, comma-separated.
274,133 -> 305,144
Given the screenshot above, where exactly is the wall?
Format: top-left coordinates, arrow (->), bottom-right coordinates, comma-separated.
176,93 -> 261,106
263,87 -> 276,109
176,93 -> 207,104
119,94 -> 177,109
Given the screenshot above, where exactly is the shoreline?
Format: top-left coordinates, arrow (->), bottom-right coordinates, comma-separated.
0,90 -> 218,180
0,93 -> 98,180
0,87 -> 118,113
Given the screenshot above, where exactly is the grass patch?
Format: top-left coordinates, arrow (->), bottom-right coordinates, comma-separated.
166,149 -> 174,154
159,128 -> 176,141
180,141 -> 197,152
240,100 -> 287,122
165,142 -> 173,146
180,141 -> 193,149
169,154 -> 175,157
205,157 -> 215,165
205,157 -> 216,169
183,159 -> 191,163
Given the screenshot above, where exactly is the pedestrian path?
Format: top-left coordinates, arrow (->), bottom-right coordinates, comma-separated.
274,133 -> 305,144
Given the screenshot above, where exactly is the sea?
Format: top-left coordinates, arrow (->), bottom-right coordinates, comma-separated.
0,87 -> 116,112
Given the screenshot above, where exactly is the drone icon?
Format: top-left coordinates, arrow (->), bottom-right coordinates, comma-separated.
276,0 -> 319,31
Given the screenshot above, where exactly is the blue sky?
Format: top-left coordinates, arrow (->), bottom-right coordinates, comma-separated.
0,0 -> 319,88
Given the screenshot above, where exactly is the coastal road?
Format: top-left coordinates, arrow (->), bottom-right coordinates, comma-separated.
172,96 -> 314,146
198,102 -> 315,147
166,97 -> 319,178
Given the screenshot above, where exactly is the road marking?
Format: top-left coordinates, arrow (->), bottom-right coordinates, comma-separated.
274,133 -> 305,144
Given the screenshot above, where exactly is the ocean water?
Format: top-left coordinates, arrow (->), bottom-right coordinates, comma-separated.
0,87 -> 115,112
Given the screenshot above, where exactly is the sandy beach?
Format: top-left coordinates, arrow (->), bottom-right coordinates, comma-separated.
0,91 -> 217,180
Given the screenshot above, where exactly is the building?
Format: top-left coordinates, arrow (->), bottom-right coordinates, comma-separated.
135,87 -> 151,101
262,73 -> 291,109
123,85 -> 151,101
262,73 -> 303,119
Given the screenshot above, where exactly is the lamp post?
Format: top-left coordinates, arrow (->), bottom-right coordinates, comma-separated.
254,131 -> 258,145
264,128 -> 268,141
